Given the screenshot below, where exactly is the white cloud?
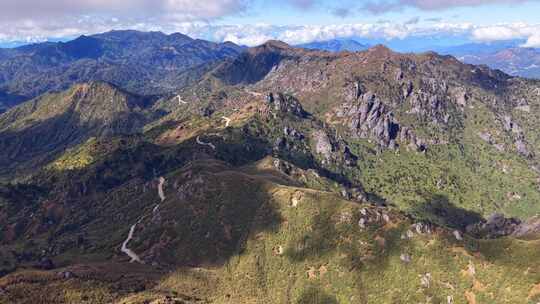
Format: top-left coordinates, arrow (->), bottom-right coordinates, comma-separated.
470,23 -> 540,46
472,26 -> 522,41
522,34 -> 540,47
0,0 -> 247,21
1,7 -> 540,49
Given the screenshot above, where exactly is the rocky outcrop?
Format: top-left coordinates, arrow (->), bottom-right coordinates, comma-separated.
512,216 -> 540,237
312,130 -> 333,162
466,213 -> 540,238
267,93 -> 307,117
337,92 -> 399,148
337,91 -> 426,151
501,115 -> 533,158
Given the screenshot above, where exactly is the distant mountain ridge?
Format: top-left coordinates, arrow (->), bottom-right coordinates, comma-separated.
0,30 -> 245,111
297,39 -> 370,52
456,47 -> 540,79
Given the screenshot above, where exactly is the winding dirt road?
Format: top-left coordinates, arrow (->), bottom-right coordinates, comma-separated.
176,95 -> 187,105
121,176 -> 166,263
196,136 -> 216,150
222,116 -> 231,128
121,221 -> 143,263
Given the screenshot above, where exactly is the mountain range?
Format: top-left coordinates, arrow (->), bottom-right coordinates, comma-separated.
0,30 -> 244,112
457,47 -> 540,79
297,39 -> 370,52
295,38 -> 540,79
0,31 -> 540,304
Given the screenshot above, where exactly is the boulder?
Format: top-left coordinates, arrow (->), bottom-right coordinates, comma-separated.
466,213 -> 522,238
512,216 -> 540,237
400,253 -> 411,263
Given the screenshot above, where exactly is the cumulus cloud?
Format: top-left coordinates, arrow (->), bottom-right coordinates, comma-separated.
364,0 -> 535,13
470,23 -> 540,47
0,0 -> 251,42
523,34 -> 540,47
0,1 -> 539,49
0,0 -> 249,21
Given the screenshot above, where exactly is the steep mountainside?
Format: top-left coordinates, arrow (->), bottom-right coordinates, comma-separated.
459,47 -> 540,79
0,41 -> 539,303
0,30 -> 244,110
0,81 -> 158,179
208,42 -> 540,219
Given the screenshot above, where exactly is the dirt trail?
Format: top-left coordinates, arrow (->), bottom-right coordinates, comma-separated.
196,136 -> 216,150
121,221 -> 142,263
153,177 -> 166,214
222,116 -> 231,127
121,177 -> 166,263
176,95 -> 187,105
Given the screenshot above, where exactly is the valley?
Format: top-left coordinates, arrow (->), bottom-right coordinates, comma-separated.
0,33 -> 539,304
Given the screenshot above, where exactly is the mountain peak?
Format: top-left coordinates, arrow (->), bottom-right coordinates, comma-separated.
260,40 -> 292,50
367,44 -> 394,55
297,39 -> 370,52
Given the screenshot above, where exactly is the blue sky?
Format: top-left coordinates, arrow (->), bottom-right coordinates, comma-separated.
0,0 -> 539,48
220,0 -> 540,26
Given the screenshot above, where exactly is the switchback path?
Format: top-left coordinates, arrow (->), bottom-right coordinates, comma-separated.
196,136 -> 216,150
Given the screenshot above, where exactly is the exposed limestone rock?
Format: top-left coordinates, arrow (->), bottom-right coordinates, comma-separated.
273,158 -> 293,175
403,80 -> 413,99
400,253 -> 411,263
401,230 -> 414,240
466,213 -> 522,238
395,69 -> 404,81
291,191 -> 303,207
354,81 -> 362,99
358,218 -> 366,229
512,216 -> 540,237
312,130 -> 333,161
283,126 -> 304,141
478,132 -> 493,144
501,115 -> 532,157
340,92 -> 400,148
453,87 -> 468,108
268,93 -> 307,117
420,273 -> 432,288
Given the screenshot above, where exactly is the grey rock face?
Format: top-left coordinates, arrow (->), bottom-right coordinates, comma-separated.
283,126 -> 304,141
271,93 -> 307,117
338,91 -> 428,151
403,80 -> 413,99
512,216 -> 540,237
344,92 -> 400,148
400,253 -> 411,263
501,115 -> 532,157
453,88 -> 468,108
466,213 -> 522,238
312,130 -> 333,161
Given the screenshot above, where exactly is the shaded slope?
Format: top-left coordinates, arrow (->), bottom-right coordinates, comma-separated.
0,82 -> 157,178
0,30 -> 244,107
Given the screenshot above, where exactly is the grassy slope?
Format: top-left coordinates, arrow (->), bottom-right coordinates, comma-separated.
2,161 -> 538,304
1,89 -> 540,303
351,99 -> 540,220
